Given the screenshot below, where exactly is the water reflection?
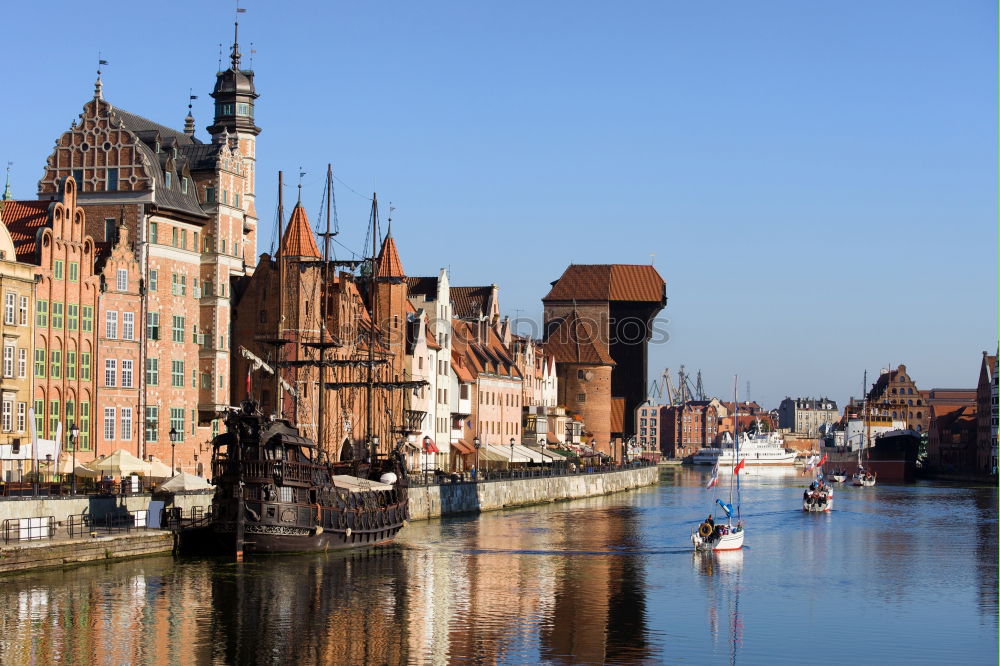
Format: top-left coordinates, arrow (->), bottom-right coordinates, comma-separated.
0,473 -> 994,664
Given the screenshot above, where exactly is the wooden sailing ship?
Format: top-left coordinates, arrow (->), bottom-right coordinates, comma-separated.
180,168 -> 425,557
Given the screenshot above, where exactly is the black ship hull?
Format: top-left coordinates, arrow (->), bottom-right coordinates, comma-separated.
177,403 -> 410,558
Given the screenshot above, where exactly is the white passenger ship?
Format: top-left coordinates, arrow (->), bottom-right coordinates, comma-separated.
692,429 -> 796,466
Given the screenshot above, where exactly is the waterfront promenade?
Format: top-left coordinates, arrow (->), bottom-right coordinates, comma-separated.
0,463 -> 657,575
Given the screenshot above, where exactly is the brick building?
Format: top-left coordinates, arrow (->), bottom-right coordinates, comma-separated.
976,351 -> 997,474
542,264 -> 666,457
5,179 -> 101,462
661,400 -> 719,459
866,365 -> 930,433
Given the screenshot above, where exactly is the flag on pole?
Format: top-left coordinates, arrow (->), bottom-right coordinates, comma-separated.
733,458 -> 746,474
706,462 -> 719,488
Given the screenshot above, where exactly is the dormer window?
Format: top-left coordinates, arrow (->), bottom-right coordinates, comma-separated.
165,172 -> 172,189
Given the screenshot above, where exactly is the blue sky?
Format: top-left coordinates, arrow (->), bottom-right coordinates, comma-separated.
1,1 -> 995,409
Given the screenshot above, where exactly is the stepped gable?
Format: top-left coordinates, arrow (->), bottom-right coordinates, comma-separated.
543,264 -> 665,303
277,202 -> 320,259
1,200 -> 51,261
375,232 -> 405,278
544,310 -> 615,366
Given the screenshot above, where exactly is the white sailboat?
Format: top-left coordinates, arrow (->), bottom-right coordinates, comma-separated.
692,377 -> 745,552
852,371 -> 877,487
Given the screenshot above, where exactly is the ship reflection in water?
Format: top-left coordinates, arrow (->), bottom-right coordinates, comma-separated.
0,471 -> 995,664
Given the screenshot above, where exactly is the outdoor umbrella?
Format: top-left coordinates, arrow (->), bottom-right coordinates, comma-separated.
158,473 -> 212,492
146,458 -> 174,480
89,449 -> 151,477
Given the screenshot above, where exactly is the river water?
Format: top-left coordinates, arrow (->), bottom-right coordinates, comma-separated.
0,468 -> 995,665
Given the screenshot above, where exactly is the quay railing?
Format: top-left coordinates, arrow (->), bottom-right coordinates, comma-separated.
407,459 -> 655,487
2,516 -> 55,543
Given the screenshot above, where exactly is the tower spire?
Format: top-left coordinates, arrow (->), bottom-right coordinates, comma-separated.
184,89 -> 198,136
231,3 -> 247,69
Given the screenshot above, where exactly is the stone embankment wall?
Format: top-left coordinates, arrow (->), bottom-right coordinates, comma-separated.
0,532 -> 173,574
0,490 -> 213,526
408,465 -> 658,521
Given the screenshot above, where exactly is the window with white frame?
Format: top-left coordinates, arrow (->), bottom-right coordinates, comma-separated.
122,312 -> 134,340
104,407 -> 115,440
116,269 -> 128,292
121,359 -> 133,388
105,359 -> 117,387
1,399 -> 11,432
3,293 -> 14,325
2,344 -> 12,378
106,311 -> 118,339
121,407 -> 132,441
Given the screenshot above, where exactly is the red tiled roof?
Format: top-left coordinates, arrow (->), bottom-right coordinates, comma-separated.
376,233 -> 405,278
611,398 -> 625,434
1,200 -> 51,261
451,286 -> 493,319
543,264 -> 665,303
278,203 -> 320,259
544,310 -> 615,366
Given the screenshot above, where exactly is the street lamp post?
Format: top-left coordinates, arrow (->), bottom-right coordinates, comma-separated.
422,435 -> 431,484
69,422 -> 79,495
473,436 -> 481,479
169,427 -> 178,475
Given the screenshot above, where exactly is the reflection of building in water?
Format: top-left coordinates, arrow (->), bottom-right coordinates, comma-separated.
541,503 -> 652,664
209,551 -> 412,664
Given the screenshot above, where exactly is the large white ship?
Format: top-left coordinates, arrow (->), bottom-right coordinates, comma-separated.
692,429 -> 796,466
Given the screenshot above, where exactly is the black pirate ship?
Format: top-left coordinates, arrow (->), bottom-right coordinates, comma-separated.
180,169 -> 424,558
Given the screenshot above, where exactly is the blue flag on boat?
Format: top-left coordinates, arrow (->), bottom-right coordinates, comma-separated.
716,499 -> 733,517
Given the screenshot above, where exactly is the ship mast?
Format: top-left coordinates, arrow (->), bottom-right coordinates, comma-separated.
316,165 -> 333,459
275,170 -> 284,419
368,193 -> 379,463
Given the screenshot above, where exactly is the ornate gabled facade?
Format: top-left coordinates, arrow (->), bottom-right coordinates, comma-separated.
29,41 -> 261,472
6,178 -> 101,461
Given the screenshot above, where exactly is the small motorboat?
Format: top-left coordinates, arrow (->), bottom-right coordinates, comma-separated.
802,480 -> 833,512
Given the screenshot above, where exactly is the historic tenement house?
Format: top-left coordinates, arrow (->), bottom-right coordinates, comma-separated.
29,41 -> 260,472
5,178 -> 101,462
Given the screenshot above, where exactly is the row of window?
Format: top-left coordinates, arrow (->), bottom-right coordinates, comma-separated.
34,349 -> 91,380
34,399 -> 90,451
479,391 -> 521,407
35,302 -> 94,332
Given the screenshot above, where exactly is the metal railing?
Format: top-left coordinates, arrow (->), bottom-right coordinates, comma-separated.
2,516 -> 55,543
407,459 -> 655,487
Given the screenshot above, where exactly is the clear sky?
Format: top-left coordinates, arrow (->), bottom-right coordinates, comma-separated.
2,1 -> 995,409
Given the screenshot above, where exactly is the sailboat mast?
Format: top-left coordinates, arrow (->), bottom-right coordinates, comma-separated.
728,375 -> 738,521
367,194 -> 378,462
317,165 -> 332,458
275,170 -> 284,420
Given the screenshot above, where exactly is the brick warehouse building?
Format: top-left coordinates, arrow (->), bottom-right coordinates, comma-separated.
542,265 -> 666,457
1,37 -> 260,473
